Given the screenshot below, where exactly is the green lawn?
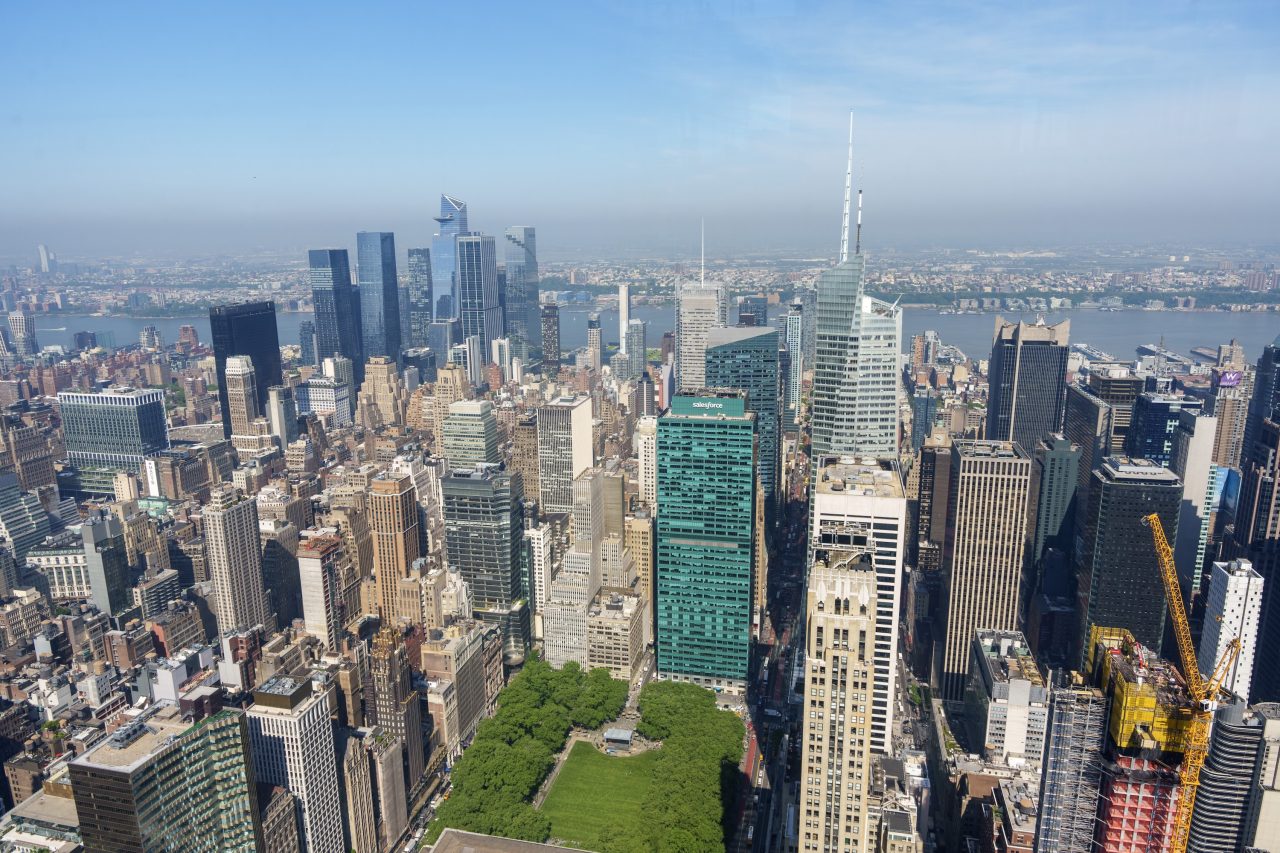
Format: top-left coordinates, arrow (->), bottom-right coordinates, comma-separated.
540,741 -> 659,849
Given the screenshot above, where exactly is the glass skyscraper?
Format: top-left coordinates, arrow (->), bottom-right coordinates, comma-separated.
986,318 -> 1070,453
655,393 -> 756,690
456,234 -> 502,356
356,231 -> 401,361
541,304 -> 561,372
705,326 -> 780,519
405,247 -> 433,348
209,300 -> 283,439
431,194 -> 468,318
503,226 -> 540,360
308,249 -> 362,381
298,319 -> 317,366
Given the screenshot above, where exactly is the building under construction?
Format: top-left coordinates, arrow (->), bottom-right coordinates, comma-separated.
1086,626 -> 1195,852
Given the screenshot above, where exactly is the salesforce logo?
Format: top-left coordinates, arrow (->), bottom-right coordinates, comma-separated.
691,401 -> 724,409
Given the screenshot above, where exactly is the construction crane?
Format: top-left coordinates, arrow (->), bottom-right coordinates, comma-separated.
1144,512 -> 1242,853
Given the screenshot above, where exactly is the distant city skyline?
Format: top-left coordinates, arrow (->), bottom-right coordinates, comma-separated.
2,3 -> 1277,260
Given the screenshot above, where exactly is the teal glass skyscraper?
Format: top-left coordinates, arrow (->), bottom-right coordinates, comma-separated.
356,231 -> 401,360
655,393 -> 756,691
706,326 -> 780,520
503,226 -> 539,360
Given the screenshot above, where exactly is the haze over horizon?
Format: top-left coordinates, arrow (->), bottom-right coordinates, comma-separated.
4,1 -> 1278,263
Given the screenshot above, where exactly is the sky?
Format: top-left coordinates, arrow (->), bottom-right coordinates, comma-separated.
2,1 -> 1278,263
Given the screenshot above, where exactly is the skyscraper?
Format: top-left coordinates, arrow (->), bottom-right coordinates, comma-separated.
1034,674 -> 1109,853
210,301 -> 283,439
636,415 -> 657,509
1199,559 -> 1263,703
705,326 -> 781,518
70,706 -> 261,852
808,153 -> 900,458
431,195 -> 468,318
441,400 -> 500,469
540,304 -> 561,373
60,387 -> 169,494
617,283 -> 631,354
265,384 -> 299,448
356,231 -> 401,361
298,319 -> 317,366
204,485 -> 271,637
938,441 -> 1032,700
247,677 -> 345,853
1209,359 -> 1253,467
83,512 -> 131,617
811,456 -> 907,754
586,313 -> 602,371
624,319 -> 648,380
985,317 -> 1070,453
370,473 -> 422,625
737,295 -> 768,327
798,542 -> 878,852
405,247 -> 433,348
7,311 -> 37,356
369,627 -> 426,795
297,534 -> 348,651
1188,701 -> 1269,853
1075,457 -> 1181,657
1030,434 -> 1080,573
1236,415 -> 1280,702
1245,335 -> 1280,462
222,355 -> 260,436
674,281 -> 725,392
503,226 -> 539,359
536,395 -> 593,514
655,393 -> 756,691
309,249 -> 363,382
783,301 -> 804,427
1126,393 -> 1204,466
456,234 -> 502,356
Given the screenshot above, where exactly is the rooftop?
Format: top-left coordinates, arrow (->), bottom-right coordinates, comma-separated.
71,704 -> 192,774
431,828 -> 585,852
815,456 -> 904,499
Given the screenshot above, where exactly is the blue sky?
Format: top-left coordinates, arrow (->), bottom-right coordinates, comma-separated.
2,1 -> 1277,261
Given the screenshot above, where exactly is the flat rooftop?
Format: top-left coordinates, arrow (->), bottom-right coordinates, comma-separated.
71,704 -> 191,774
815,457 -> 904,499
432,828 -> 586,852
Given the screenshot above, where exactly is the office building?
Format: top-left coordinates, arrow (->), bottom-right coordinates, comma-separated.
1030,434 -> 1080,576
545,469 -> 606,668
617,283 -> 631,353
298,535 -> 348,650
309,249 -> 363,381
674,281 -> 725,392
265,384 -> 299,448
1126,393 -> 1204,466
1245,335 -> 1280,462
247,676 -> 345,853
964,630 -> 1047,766
938,441 -> 1032,701
541,304 -> 561,372
222,355 -> 261,436
1169,408 -> 1223,599
7,311 -> 37,356
811,456 -> 907,754
1075,457 -> 1181,657
1063,383 -> 1112,492
706,325 -> 781,517
70,706 -> 261,852
1033,674 -> 1108,853
60,387 -> 169,491
370,474 -> 422,625
985,317 -> 1070,453
1199,559 -> 1263,702
797,541 -> 878,853
737,294 -> 768,328
370,627 -> 425,795
536,395 -> 592,513
83,512 -> 131,617
356,231 -> 401,361
1086,367 -> 1144,453
441,467 -> 525,638
356,355 -> 409,429
441,400 -> 500,469
210,301 -> 283,439
655,393 -> 755,691
503,226 -> 539,359
1245,704 -> 1280,851
204,485 -> 271,637
0,474 -> 51,563
783,302 -> 804,427
431,195 -> 468,317
456,234 -> 501,356
1236,416 -> 1280,701
402,246 -> 433,348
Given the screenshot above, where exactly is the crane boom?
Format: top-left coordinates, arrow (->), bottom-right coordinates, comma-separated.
1143,512 -> 1239,853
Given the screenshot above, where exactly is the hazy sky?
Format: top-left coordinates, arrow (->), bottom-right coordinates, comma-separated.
3,1 -> 1278,263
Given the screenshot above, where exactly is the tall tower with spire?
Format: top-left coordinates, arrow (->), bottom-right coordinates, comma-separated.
809,114 -> 901,460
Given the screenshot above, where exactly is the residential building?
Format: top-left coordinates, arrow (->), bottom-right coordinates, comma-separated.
1199,559 -> 1263,703
298,535 -> 349,650
405,247 -> 433,348
540,304 -> 561,372
356,231 -> 400,361
503,226 -> 539,360
1188,700 -> 1267,853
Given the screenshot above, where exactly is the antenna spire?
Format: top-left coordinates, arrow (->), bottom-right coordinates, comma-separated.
855,183 -> 863,256
700,218 -> 705,287
839,110 -> 853,264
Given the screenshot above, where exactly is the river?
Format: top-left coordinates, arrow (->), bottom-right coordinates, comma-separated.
32,307 -> 1280,363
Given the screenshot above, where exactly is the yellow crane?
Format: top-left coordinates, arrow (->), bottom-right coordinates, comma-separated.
1143,512 -> 1242,853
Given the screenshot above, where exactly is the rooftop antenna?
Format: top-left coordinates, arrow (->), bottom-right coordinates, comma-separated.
839,110 -> 853,264
855,182 -> 863,256
700,218 -> 705,287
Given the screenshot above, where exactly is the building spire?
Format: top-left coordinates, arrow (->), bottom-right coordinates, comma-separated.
855,182 -> 863,256
700,217 -> 705,287
839,110 -> 853,264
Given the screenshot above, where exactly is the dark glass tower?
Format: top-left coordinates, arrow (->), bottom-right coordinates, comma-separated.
308,249 -> 362,381
503,226 -> 539,360
298,319 -> 317,367
1244,335 -> 1280,465
540,304 -> 561,373
456,234 -> 501,355
1074,456 -> 1182,658
705,326 -> 780,519
737,295 -> 768,327
210,301 -> 282,439
431,195 -> 468,317
355,231 -> 400,361
986,317 -> 1070,453
405,247 -> 433,348
1125,393 -> 1204,466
